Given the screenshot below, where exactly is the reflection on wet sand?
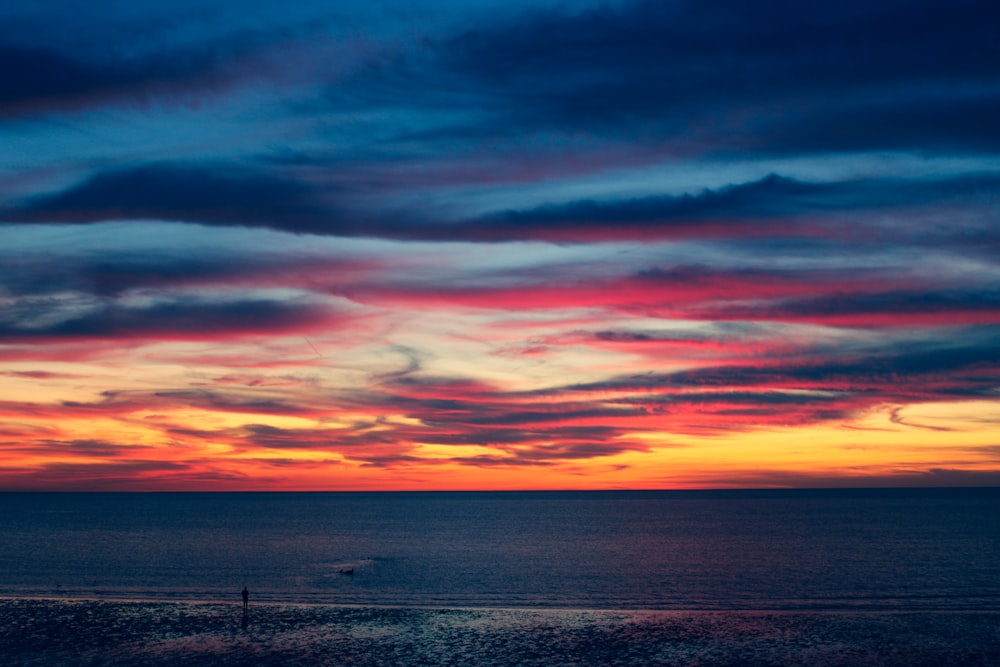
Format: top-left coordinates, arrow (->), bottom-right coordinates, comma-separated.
1,599 -> 998,666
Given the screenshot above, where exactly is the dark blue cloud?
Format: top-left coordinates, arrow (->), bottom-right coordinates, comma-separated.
7,164 -> 998,246
0,45 -> 103,109
338,0 -> 1000,155
0,298 -> 334,340
760,92 -> 1000,155
672,337 -> 1000,398
556,331 -> 1000,401
707,289 -> 1000,324
448,172 -> 1000,242
467,174 -> 819,237
2,163 -> 343,231
0,252 -> 251,298
0,41 -> 248,115
0,8 -> 303,117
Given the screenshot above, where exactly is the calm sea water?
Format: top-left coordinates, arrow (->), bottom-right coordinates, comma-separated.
1,489 -> 998,611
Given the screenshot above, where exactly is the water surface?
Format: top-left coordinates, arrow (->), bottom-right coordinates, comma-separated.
2,489 -> 997,610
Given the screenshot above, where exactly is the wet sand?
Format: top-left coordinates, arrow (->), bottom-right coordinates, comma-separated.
1,599 -> 999,666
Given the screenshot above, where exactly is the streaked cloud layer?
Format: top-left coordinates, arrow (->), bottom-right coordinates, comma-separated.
2,0 -> 998,490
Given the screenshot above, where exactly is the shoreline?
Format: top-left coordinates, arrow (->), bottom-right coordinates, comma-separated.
2,598 -> 999,666
4,593 -> 1000,614
4,591 -> 1000,614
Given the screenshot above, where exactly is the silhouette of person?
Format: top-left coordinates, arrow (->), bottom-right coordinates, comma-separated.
242,586 -> 249,610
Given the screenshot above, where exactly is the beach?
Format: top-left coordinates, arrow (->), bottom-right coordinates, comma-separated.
2,599 -> 999,666
4,492 -> 999,664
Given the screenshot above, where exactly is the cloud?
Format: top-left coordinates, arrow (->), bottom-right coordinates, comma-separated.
6,0 -> 996,161
462,175 -> 817,241
449,439 -> 648,468
6,164 -> 998,246
152,390 -> 320,417
0,242 -> 376,298
0,370 -> 80,380
657,336 -> 1000,400
1,438 -> 154,458
761,90 -> 1000,155
701,467 -> 1000,489
459,172 -> 1000,242
337,0 -> 1000,155
0,297 -> 340,342
700,288 -> 1000,327
0,457 -> 267,491
2,162 -> 343,231
338,259 -> 996,331
0,19 -> 301,117
509,331 -> 1000,433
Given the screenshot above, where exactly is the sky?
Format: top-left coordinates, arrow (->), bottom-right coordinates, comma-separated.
1,0 -> 998,491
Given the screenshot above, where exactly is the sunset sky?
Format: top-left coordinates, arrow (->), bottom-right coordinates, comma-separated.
1,0 -> 998,490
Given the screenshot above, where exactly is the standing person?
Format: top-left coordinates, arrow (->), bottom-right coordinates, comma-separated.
242,586 -> 249,610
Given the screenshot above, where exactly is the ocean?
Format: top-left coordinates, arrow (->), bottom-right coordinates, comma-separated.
3,488 -> 998,611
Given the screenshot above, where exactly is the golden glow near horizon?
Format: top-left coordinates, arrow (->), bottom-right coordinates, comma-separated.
2,329 -> 998,490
